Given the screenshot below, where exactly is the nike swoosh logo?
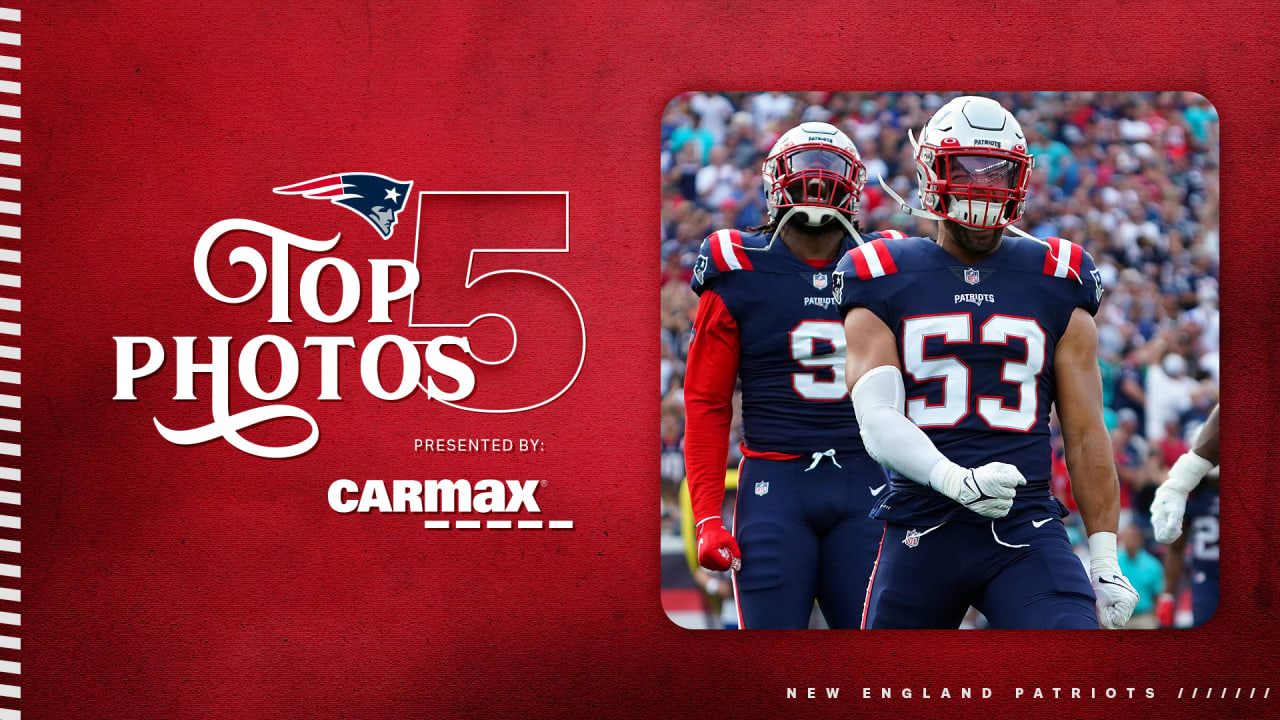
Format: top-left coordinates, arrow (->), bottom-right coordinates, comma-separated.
1032,518 -> 1053,528
870,484 -> 887,497
1098,576 -> 1137,593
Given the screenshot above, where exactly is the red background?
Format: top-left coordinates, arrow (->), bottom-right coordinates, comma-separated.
16,1 -> 1279,717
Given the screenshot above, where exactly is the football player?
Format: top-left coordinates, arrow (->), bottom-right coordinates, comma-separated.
835,96 -> 1140,629
685,121 -> 896,629
1151,405 -> 1219,626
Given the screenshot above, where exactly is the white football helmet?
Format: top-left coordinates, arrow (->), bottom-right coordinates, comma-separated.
761,122 -> 866,238
904,96 -> 1034,230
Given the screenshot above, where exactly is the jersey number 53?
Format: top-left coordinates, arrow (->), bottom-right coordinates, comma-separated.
902,313 -> 1046,431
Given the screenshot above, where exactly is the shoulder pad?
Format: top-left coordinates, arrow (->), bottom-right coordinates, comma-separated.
841,237 -> 900,281
864,229 -> 907,241
1041,236 -> 1084,283
692,229 -> 756,294
704,229 -> 756,273
1039,236 -> 1103,314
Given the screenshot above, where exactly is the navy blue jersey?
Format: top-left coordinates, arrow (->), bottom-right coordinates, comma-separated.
1185,481 -> 1220,579
691,228 -> 900,455
835,235 -> 1103,525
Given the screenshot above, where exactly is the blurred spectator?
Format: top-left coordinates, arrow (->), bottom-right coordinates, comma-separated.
1118,523 -> 1164,628
695,145 -> 743,210
689,93 -> 735,145
1145,352 -> 1199,442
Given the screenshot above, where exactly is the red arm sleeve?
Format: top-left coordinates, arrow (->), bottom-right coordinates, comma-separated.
683,290 -> 741,526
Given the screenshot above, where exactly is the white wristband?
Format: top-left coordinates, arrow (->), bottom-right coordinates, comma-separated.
1088,531 -> 1118,565
1164,450 -> 1215,493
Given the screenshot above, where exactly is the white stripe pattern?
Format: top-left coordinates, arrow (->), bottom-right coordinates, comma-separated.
1051,237 -> 1071,278
857,243 -> 886,278
713,229 -> 742,270
0,11 -> 16,717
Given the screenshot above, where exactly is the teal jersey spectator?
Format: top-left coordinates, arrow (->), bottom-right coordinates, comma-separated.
1184,103 -> 1217,145
1118,546 -> 1164,615
1031,138 -> 1072,184
1099,356 -> 1118,410
669,125 -> 716,165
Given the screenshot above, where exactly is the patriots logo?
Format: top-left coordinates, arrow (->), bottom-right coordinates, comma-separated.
693,255 -> 708,286
273,173 -> 413,239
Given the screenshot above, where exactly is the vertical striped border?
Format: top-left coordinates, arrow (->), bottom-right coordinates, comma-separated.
0,8 -> 17,719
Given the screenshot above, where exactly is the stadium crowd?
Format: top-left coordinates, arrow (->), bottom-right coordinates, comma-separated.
659,92 -> 1220,628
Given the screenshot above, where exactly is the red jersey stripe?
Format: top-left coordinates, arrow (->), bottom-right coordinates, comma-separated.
872,239 -> 898,275
1043,237 -> 1062,275
1067,238 -> 1083,276
728,230 -> 754,271
708,233 -> 731,271
847,246 -> 872,280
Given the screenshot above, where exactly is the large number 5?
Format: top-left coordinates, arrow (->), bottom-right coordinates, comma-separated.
902,313 -> 1045,431
790,320 -> 847,400
407,191 -> 586,413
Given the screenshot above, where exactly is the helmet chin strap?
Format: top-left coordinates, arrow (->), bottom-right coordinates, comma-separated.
767,206 -> 864,249
877,172 -> 1082,285
877,172 -> 947,224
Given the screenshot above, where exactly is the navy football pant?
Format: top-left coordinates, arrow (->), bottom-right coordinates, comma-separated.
863,514 -> 1098,629
731,452 -> 887,629
1191,569 -> 1219,627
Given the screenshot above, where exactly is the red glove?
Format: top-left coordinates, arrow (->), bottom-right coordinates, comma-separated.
1156,593 -> 1175,627
696,519 -> 742,572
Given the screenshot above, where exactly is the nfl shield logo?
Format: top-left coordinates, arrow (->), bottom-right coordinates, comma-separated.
812,273 -> 828,290
964,268 -> 980,285
903,529 -> 921,548
754,480 -> 769,496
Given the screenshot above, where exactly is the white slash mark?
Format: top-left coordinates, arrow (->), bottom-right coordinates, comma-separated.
486,520 -> 511,529
517,520 -> 543,529
549,520 -> 573,529
423,520 -> 449,529
455,520 -> 481,529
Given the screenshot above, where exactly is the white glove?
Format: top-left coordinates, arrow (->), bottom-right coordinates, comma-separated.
1089,532 -> 1140,629
929,461 -> 1026,519
1151,451 -> 1215,543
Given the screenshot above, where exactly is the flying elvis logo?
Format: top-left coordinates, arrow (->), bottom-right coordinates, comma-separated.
113,177 -> 586,460
274,173 -> 413,239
